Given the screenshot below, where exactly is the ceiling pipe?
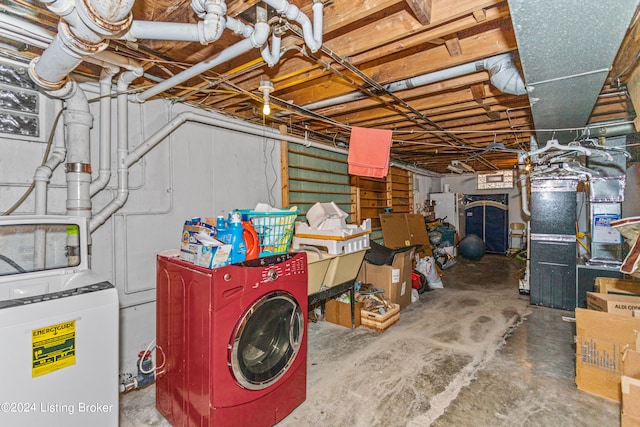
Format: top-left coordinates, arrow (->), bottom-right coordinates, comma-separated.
264,0 -> 323,53
28,0 -> 134,90
123,0 -> 226,44
0,13 -> 141,73
302,53 -> 526,111
133,18 -> 270,103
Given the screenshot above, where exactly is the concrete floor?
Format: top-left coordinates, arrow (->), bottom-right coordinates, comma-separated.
120,254 -> 620,426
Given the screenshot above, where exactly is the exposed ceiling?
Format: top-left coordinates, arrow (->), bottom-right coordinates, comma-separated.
1,0 -> 639,174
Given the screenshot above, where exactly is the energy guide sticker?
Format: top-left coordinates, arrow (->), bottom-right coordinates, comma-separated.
32,320 -> 76,377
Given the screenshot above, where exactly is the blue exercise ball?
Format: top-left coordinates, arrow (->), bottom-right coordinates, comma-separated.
459,234 -> 486,260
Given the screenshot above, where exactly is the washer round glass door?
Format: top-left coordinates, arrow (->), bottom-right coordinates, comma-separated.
230,291 -> 304,390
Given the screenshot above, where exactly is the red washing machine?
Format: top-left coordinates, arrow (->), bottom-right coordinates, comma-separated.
156,252 -> 308,426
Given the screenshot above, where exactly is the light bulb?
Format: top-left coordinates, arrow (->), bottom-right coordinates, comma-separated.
263,102 -> 271,115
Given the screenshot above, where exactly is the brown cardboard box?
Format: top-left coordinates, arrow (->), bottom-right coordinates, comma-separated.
325,298 -> 361,328
622,349 -> 640,426
587,292 -> 640,316
575,308 -> 640,401
362,249 -> 413,310
379,213 -> 430,249
595,277 -> 640,296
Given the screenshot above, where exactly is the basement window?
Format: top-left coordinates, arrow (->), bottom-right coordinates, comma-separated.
0,59 -> 42,139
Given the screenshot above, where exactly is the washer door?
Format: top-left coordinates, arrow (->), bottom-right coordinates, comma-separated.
230,291 -> 304,390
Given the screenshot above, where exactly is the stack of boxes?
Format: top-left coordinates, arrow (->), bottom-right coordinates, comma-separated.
575,277 -> 640,425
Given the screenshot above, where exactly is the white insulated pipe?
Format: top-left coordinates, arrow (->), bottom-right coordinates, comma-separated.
29,0 -> 134,89
0,13 -> 141,73
134,21 -> 270,102
90,66 -> 120,196
90,69 -> 142,232
261,33 -> 282,67
302,53 -> 526,111
44,81 -> 94,217
125,0 -> 226,45
33,114 -> 67,215
264,0 -> 323,53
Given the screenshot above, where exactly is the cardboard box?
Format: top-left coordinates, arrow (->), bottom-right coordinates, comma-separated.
587,292 -> 640,316
194,243 -> 232,268
361,249 -> 413,310
361,303 -> 400,331
623,349 -> 640,423
180,221 -> 216,263
379,213 -> 430,249
595,277 -> 640,296
575,308 -> 640,401
325,298 -> 361,328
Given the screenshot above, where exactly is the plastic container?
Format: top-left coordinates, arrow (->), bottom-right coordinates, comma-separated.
227,212 -> 247,263
237,208 -> 298,257
242,221 -> 259,260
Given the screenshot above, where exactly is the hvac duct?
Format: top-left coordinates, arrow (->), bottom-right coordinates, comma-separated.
302,53 -> 526,111
508,0 -> 639,143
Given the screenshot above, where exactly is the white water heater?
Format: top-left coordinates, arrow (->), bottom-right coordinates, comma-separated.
0,216 -> 118,427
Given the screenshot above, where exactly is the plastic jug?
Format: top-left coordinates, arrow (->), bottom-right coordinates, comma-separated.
227,212 -> 247,263
214,215 -> 230,241
242,221 -> 259,260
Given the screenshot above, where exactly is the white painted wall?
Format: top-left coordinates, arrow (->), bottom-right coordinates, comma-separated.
414,172 -> 526,237
0,82 -> 283,378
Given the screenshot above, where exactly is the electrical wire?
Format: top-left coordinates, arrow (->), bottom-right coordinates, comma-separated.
0,253 -> 26,273
1,106 -> 64,216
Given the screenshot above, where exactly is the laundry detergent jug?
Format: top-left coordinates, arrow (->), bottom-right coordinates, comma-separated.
242,220 -> 259,260
226,212 -> 247,263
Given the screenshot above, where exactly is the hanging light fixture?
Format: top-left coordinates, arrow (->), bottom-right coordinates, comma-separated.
259,80 -> 274,115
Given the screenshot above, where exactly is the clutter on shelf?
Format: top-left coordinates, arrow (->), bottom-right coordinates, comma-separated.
292,202 -> 371,255
178,203 -> 297,268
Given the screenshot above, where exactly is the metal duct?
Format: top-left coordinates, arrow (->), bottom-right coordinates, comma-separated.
508,0 -> 639,144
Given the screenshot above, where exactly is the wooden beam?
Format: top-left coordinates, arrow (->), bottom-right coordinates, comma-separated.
444,35 -> 463,57
405,0 -> 432,25
473,8 -> 487,22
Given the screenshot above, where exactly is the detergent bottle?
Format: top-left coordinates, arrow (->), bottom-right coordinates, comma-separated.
242,220 -> 259,260
227,211 -> 247,263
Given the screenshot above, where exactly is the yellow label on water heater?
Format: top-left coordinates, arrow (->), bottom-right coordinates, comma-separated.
32,320 -> 76,378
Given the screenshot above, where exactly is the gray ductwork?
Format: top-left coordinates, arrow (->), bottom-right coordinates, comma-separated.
302,53 -> 526,111
508,0 -> 639,144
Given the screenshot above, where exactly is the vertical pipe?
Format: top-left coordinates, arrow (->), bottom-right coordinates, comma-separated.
90,68 -> 143,232
91,66 -> 120,196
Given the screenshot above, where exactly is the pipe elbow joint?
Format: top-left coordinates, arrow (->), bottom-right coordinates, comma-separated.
34,165 -> 54,182
251,22 -> 271,48
198,15 -> 226,44
75,0 -> 134,38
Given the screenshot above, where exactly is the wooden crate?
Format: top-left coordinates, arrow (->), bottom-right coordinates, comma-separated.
361,303 -> 400,331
